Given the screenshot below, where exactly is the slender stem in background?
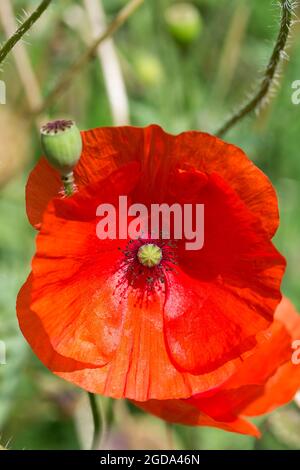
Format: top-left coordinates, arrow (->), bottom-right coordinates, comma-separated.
34,0 -> 144,115
216,0 -> 293,137
212,1 -> 250,102
83,0 -> 129,125
0,0 -> 52,65
88,392 -> 104,450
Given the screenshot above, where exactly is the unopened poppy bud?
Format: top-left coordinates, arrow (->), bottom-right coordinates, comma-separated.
134,53 -> 164,87
40,119 -> 82,176
165,3 -> 202,45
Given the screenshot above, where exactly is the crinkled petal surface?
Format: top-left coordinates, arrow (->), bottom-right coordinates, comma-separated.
183,297 -> 300,423
27,125 -> 279,236
164,172 -> 285,374
29,163 -> 140,365
18,272 -> 240,401
134,298 -> 300,435
19,125 -> 287,402
243,297 -> 300,416
134,399 -> 260,437
20,163 -> 245,400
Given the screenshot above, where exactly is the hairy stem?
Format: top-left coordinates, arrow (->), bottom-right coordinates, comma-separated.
0,0 -> 47,130
216,0 -> 293,137
0,0 -> 52,65
34,0 -> 144,115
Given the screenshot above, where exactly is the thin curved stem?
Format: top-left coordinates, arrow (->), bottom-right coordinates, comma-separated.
88,392 -> 105,450
34,0 -> 144,115
0,0 -> 52,65
216,0 -> 293,137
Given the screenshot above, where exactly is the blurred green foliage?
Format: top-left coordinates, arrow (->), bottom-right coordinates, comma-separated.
0,0 -> 300,450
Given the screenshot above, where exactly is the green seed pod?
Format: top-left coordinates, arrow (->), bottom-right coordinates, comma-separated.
165,2 -> 202,46
137,243 -> 162,268
40,120 -> 82,176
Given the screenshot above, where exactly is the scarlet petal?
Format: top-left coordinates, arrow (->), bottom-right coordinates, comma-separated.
172,131 -> 279,237
274,296 -> 300,337
164,269 -> 272,375
18,273 -> 237,400
133,400 -> 260,437
26,126 -> 278,236
17,274 -> 93,371
135,300 -> 300,433
243,297 -> 300,416
22,161 -> 239,399
21,124 -> 287,405
177,172 -> 285,287
183,297 -> 300,423
243,362 -> 300,416
164,173 -> 285,375
26,158 -> 61,229
30,163 -> 140,365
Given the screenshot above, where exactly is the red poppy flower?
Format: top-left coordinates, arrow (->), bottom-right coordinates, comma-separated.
17,125 -> 285,402
136,297 -> 300,437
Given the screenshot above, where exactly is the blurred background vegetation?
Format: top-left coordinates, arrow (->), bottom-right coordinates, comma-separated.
0,0 -> 300,450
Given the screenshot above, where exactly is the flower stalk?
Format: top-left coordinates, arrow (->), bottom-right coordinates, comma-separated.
0,0 -> 52,65
88,393 -> 104,450
216,0 -> 294,137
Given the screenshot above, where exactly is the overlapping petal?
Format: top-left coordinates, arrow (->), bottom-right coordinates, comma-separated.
26,125 -> 279,236
18,270 -> 239,401
18,124 -> 288,406
137,297 -> 300,435
164,171 -> 285,374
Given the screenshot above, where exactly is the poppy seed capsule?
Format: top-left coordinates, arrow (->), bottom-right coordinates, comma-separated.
137,243 -> 163,268
40,120 -> 82,176
165,3 -> 202,45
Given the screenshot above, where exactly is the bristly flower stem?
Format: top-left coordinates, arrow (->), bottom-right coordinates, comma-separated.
88,392 -> 104,450
216,0 -> 293,138
0,0 -> 52,65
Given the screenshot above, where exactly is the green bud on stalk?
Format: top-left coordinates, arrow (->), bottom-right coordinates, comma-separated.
134,53 -> 164,87
165,3 -> 202,46
40,119 -> 82,196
